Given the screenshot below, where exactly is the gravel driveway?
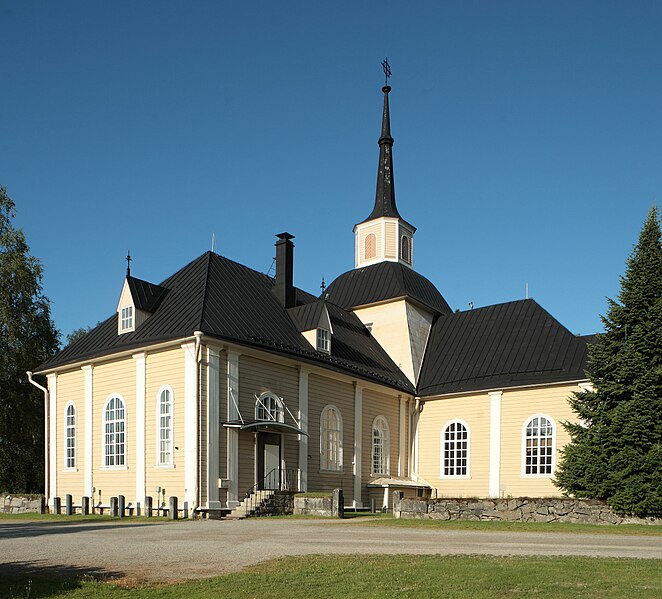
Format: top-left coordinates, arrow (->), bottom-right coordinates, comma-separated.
1,518 -> 660,582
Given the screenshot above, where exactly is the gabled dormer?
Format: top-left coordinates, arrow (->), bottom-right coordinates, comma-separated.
288,300 -> 334,354
354,82 -> 416,270
116,275 -> 168,335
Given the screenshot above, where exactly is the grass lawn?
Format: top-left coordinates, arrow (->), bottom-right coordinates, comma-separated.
355,515 -> 662,536
0,512 -> 170,523
2,555 -> 660,598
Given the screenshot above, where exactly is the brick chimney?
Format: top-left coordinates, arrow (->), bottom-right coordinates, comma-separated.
273,232 -> 295,308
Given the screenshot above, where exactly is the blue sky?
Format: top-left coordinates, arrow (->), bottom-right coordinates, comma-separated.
1,1 -> 660,342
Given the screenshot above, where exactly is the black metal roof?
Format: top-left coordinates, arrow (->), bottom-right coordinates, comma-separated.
287,301 -> 325,332
37,252 -> 415,394
325,261 -> 453,316
126,276 -> 168,313
417,299 -> 590,397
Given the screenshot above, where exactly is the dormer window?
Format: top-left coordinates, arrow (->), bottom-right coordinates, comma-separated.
317,328 -> 330,353
120,306 -> 134,332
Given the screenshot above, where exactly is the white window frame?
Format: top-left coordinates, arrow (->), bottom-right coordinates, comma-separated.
64,401 -> 77,471
320,405 -> 343,472
521,413 -> 556,477
120,305 -> 134,332
371,415 -> 390,475
255,391 -> 284,423
156,385 -> 174,467
102,394 -> 127,469
440,419 -> 470,479
316,328 -> 330,353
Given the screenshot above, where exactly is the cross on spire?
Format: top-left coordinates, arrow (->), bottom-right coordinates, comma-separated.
381,57 -> 391,87
126,251 -> 132,277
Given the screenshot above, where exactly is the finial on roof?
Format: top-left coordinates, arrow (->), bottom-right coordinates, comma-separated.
381,57 -> 391,87
320,276 -> 326,295
126,250 -> 132,277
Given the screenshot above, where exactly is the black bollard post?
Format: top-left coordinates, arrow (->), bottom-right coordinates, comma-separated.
81,496 -> 90,515
145,496 -> 153,517
169,496 -> 178,520
53,496 -> 61,515
118,495 -> 125,518
65,494 -> 73,516
110,496 -> 118,517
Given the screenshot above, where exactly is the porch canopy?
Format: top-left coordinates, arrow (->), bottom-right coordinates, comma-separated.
222,419 -> 308,436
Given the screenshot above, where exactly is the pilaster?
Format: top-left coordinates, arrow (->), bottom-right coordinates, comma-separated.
352,383 -> 363,507
82,365 -> 94,497
207,347 -> 222,508
133,353 -> 146,505
297,368 -> 309,492
489,390 -> 503,498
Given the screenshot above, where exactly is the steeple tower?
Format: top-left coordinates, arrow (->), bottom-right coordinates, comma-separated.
354,61 -> 416,270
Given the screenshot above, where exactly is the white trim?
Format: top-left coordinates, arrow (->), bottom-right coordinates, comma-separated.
155,384 -> 174,467
207,347 -> 221,508
371,415 -> 390,476
226,350 -> 240,506
420,379 -> 591,401
134,353 -> 146,505
398,396 -> 406,476
47,373 -> 57,506
101,393 -> 127,469
182,342 -> 198,507
63,400 -> 77,471
352,384 -> 363,508
319,404 -> 343,472
440,418 -> 471,480
82,365 -> 93,497
297,368 -> 309,492
521,413 -> 556,478
488,390 -> 502,497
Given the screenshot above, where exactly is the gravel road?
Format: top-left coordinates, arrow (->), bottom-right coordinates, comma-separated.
1,518 -> 660,583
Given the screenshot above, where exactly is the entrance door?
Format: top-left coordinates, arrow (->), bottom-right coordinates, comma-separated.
257,432 -> 281,490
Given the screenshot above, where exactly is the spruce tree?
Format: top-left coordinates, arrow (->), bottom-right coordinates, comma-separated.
0,186 -> 59,493
555,206 -> 662,517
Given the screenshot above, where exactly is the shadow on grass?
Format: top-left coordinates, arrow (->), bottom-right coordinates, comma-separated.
0,560 -> 125,598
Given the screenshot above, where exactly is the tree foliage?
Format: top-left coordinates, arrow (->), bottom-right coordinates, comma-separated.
66,326 -> 92,346
555,206 -> 662,517
0,186 -> 59,492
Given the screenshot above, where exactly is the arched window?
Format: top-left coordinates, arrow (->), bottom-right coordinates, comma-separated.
522,415 -> 555,476
320,405 -> 343,471
104,395 -> 126,467
371,415 -> 390,475
65,402 -> 76,469
365,233 -> 377,260
441,420 -> 469,477
157,386 -> 174,466
400,235 -> 411,264
255,392 -> 284,423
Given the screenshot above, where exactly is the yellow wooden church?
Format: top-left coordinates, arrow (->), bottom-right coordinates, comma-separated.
31,79 -> 591,515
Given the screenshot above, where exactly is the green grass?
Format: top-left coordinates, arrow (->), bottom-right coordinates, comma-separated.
0,512 -> 170,523
2,555 -> 661,598
356,515 -> 662,536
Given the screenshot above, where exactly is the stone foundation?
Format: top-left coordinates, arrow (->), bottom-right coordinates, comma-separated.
394,497 -> 662,526
2,495 -> 45,514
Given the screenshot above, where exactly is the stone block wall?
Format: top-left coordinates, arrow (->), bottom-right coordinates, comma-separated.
254,491 -> 294,516
293,490 -> 343,517
394,497 -> 662,526
2,495 -> 45,514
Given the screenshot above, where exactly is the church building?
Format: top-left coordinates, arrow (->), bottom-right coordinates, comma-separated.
31,77 -> 591,515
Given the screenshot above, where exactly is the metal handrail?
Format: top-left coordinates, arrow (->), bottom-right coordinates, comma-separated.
240,467 -> 299,516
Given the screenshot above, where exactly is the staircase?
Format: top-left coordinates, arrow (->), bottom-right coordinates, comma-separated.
227,489 -> 276,519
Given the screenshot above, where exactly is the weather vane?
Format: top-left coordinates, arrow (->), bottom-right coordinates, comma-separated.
126,250 -> 132,277
381,57 -> 391,86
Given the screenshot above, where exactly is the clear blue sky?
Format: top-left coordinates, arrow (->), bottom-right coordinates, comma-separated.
1,1 -> 660,342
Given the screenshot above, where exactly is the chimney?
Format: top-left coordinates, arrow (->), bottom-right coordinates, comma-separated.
273,232 -> 295,308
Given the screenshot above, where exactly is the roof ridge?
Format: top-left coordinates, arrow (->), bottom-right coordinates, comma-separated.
198,251 -> 214,332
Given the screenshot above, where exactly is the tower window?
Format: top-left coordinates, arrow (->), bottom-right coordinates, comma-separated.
401,235 -> 411,264
365,233 -> 377,260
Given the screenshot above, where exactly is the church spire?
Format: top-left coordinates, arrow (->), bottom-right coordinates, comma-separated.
353,60 -> 416,270
364,73 -> 400,222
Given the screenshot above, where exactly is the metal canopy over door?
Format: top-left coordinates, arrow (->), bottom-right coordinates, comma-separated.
257,432 -> 281,490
